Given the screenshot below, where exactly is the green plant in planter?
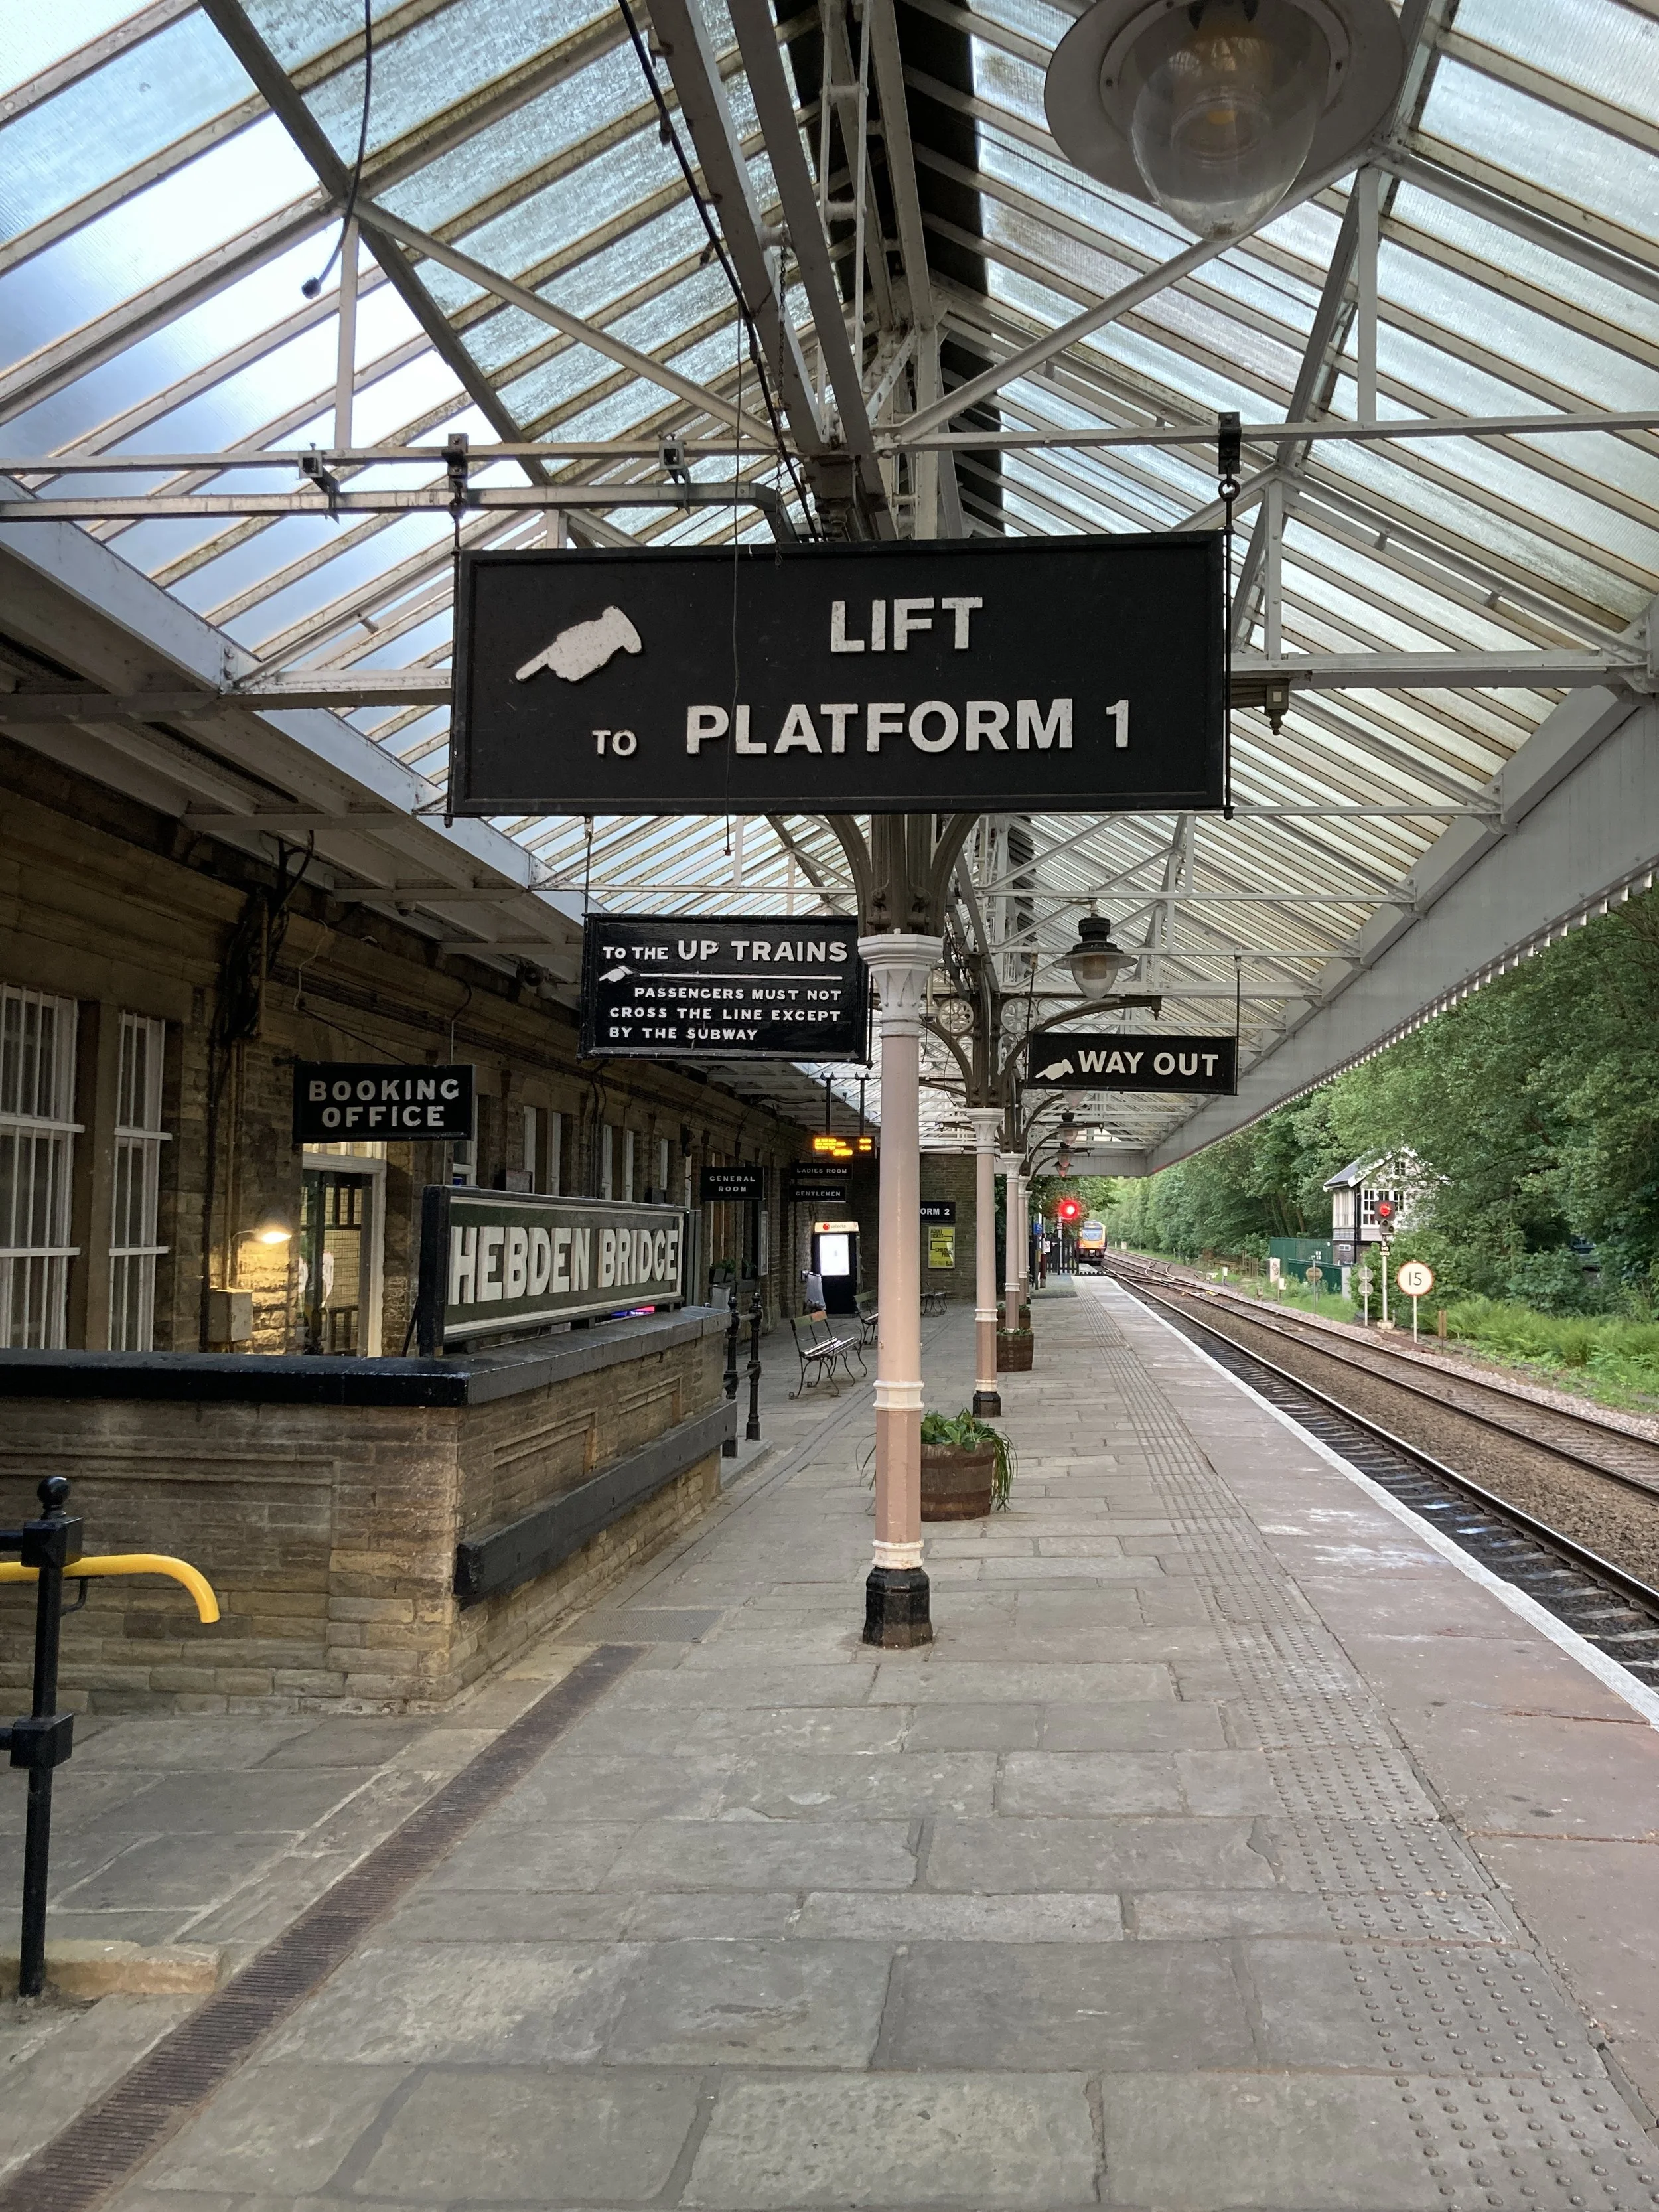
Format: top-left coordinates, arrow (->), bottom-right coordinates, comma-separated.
920,1408 -> 1017,1510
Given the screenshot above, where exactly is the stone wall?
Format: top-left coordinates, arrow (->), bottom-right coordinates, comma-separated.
0,1313 -> 727,1715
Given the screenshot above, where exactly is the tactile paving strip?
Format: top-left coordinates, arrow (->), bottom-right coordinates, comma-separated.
1088,1288 -> 1659,2210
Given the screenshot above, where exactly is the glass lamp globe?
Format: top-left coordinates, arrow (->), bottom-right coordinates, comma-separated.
1066,916 -> 1132,999
1122,0 -> 1331,238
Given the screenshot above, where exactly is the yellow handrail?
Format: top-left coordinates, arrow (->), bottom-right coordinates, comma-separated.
0,1554 -> 219,1624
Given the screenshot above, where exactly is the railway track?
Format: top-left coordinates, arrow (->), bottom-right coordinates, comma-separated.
1118,1256 -> 1659,1493
1105,1260 -> 1659,1695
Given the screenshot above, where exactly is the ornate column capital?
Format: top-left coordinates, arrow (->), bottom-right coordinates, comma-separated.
995,1152 -> 1023,1180
857,932 -> 943,1039
966,1107 -> 1003,1148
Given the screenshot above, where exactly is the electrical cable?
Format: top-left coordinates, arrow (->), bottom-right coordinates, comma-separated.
612,0 -> 815,534
302,0 -> 374,300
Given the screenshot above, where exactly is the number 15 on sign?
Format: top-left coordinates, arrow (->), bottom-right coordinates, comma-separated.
1396,1259 -> 1435,1341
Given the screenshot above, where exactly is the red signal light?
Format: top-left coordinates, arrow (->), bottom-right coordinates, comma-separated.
1056,1197 -> 1082,1222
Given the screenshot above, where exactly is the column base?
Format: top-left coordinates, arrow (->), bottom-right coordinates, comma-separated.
972,1388 -> 1002,1418
862,1566 -> 933,1649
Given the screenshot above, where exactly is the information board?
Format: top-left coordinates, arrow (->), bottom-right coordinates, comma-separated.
581,915 -> 867,1060
416,1188 -> 687,1351
1024,1034 -> 1238,1094
451,536 -> 1223,815
294,1062 -> 473,1142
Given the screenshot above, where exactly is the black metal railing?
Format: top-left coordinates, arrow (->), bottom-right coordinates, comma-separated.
1,1480 -> 219,1998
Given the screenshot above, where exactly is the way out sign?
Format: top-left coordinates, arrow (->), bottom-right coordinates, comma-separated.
1023,1035 -> 1238,1094
451,536 -> 1223,815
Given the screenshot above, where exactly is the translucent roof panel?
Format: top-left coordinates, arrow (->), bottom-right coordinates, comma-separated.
1,0 -> 1655,1153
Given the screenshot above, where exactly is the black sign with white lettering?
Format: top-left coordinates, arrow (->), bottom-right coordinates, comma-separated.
293,1062 -> 474,1142
450,537 -> 1223,815
786,1163 -> 851,1204
702,1167 -> 762,1202
920,1200 -> 957,1224
580,914 -> 867,1059
1024,1035 -> 1238,1094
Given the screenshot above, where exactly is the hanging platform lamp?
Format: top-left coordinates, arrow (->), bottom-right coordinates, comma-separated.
1045,0 -> 1404,240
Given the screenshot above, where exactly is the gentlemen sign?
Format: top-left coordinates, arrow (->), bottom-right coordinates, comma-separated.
787,1163 -> 850,1203
294,1062 -> 473,1142
581,915 -> 867,1059
451,537 -> 1223,814
417,1189 -> 687,1351
1025,1035 -> 1238,1094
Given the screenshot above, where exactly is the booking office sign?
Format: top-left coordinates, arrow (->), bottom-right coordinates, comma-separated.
449,535 -> 1224,814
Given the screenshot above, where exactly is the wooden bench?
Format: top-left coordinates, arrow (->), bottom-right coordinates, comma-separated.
921,1288 -> 948,1317
855,1302 -> 879,1347
788,1313 -> 865,1396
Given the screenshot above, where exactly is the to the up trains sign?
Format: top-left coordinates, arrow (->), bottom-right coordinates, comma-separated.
450,536 -> 1224,815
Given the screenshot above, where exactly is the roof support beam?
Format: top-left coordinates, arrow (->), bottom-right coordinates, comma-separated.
649,0 -> 825,455
195,0 -> 551,482
727,0 -> 895,535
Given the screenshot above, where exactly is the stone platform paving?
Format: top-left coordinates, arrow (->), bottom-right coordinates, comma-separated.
42,1286 -> 1659,2207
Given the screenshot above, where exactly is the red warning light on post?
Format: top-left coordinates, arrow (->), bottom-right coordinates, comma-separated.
1056,1197 -> 1082,1222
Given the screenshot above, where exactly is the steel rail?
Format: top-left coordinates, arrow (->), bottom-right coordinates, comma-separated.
1114,1258 -> 1659,1497
1110,1264 -> 1659,1619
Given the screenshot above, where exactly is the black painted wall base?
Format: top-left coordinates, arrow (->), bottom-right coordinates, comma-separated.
863,1566 -> 932,1649
972,1388 -> 1001,1418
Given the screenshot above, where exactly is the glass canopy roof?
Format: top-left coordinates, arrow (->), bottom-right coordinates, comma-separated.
2,0 -> 1656,1157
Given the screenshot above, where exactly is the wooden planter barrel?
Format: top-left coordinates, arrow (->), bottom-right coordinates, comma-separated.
997,1327 -> 1033,1372
921,1443 -> 997,1521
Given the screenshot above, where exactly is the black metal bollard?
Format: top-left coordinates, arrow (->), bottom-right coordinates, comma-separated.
745,1280 -> 763,1443
2,1476 -> 80,2000
722,1282 -> 740,1456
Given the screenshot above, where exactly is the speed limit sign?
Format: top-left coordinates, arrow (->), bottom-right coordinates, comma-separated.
1396,1260 -> 1435,1297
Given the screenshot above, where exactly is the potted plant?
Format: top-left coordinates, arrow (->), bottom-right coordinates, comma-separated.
997,1322 -> 1033,1372
920,1408 -> 1017,1518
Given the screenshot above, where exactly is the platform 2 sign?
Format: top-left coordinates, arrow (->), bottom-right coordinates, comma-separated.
581,915 -> 867,1060
416,1187 -> 687,1352
294,1062 -> 474,1142
1024,1035 -> 1238,1094
450,537 -> 1224,816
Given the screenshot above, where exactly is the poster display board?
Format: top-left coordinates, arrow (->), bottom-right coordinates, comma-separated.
1023,1034 -> 1238,1094
581,915 -> 867,1060
293,1062 -> 474,1142
416,1188 -> 687,1353
451,537 -> 1224,816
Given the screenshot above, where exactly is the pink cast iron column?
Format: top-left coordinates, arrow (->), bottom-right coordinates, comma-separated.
857,932 -> 942,1649
970,1108 -> 1002,1418
998,1152 -> 1023,1333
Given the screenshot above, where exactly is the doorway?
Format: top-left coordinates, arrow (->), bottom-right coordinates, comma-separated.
299,1167 -> 377,1355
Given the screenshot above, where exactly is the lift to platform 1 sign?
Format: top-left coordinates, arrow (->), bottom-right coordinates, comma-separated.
450,536 -> 1224,815
581,915 -> 867,1059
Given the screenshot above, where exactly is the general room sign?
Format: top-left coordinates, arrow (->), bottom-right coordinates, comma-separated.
451,536 -> 1224,814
